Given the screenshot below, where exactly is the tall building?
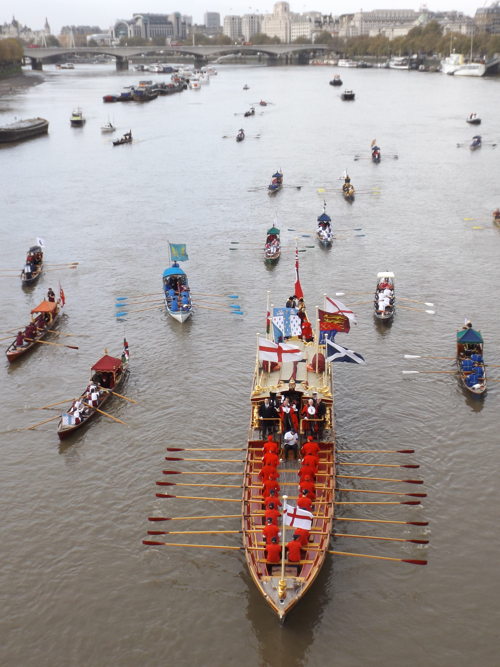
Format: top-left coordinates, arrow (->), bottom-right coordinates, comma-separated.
204,12 -> 221,34
223,15 -> 242,41
475,2 -> 500,33
261,2 -> 291,42
242,14 -> 261,41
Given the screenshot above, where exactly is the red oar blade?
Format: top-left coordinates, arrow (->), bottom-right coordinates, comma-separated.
166,448 -> 183,451
403,479 -> 423,485
402,464 -> 420,469
163,470 -> 181,475
143,540 -> 164,546
407,493 -> 427,498
148,516 -> 171,522
408,521 -> 428,526
397,449 -> 415,453
156,493 -> 175,499
403,559 -> 427,565
408,539 -> 429,544
165,457 -> 183,461
402,501 -> 421,505
147,530 -> 168,535
156,481 -> 174,486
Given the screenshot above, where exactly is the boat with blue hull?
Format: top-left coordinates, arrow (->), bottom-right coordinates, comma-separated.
268,170 -> 283,195
162,243 -> 192,323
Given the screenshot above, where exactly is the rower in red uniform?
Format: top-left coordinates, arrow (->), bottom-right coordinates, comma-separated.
263,434 -> 280,455
258,465 -> 280,482
302,435 -> 320,458
262,479 -> 280,497
299,478 -> 316,501
262,519 -> 280,544
264,505 -> 281,526
266,537 -> 282,563
302,454 -> 319,472
297,490 -> 313,511
263,489 -> 282,509
262,450 -> 279,468
293,528 -> 310,548
286,537 -> 302,563
298,465 -> 317,481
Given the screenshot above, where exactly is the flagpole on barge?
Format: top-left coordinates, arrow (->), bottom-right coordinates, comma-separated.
278,494 -> 288,600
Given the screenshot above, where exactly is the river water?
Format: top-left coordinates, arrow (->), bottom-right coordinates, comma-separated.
1,63 -> 500,667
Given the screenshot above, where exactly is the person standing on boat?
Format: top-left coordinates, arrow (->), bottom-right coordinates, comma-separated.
47,287 -> 55,302
301,399 -> 317,436
283,427 -> 299,461
259,398 -> 278,438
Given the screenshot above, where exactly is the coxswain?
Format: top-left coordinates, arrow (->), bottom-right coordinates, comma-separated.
286,537 -> 302,563
263,519 -> 280,544
265,537 -> 282,564
14,331 -> 25,348
262,450 -> 279,468
263,434 -> 280,455
258,465 -> 280,482
47,287 -> 55,302
262,478 -> 280,498
297,489 -> 313,512
264,504 -> 281,526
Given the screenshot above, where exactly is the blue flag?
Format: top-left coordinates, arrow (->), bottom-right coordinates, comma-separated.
319,329 -> 337,345
326,339 -> 366,365
272,307 -> 301,339
169,243 -> 188,262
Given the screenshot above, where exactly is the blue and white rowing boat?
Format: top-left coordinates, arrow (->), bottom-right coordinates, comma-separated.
162,243 -> 193,323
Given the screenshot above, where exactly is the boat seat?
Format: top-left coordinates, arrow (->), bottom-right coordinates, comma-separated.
257,559 -> 315,565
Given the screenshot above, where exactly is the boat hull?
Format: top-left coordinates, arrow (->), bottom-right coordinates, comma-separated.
0,118 -> 49,144
5,306 -> 62,363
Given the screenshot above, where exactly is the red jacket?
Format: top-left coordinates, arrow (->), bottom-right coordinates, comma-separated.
302,441 -> 320,457
258,465 -> 279,481
287,539 -> 302,562
262,480 -> 280,497
264,508 -> 281,525
263,440 -> 279,455
262,524 -> 280,543
293,528 -> 310,547
262,452 -> 279,467
264,495 -> 282,509
266,542 -> 282,563
299,481 -> 316,500
297,495 -> 313,512
298,466 -> 316,481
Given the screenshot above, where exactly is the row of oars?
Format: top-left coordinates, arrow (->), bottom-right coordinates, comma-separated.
402,354 -> 500,382
0,262 -> 79,277
113,291 -> 243,318
143,444 -> 428,566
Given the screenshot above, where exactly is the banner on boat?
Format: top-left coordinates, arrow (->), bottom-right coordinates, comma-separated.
272,307 -> 302,341
61,413 -> 76,426
318,309 -> 350,333
258,338 -> 303,363
169,243 -> 189,262
284,503 -> 313,530
324,296 -> 357,325
325,339 -> 366,365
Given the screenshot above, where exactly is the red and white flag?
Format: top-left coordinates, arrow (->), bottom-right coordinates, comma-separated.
59,284 -> 66,306
325,296 -> 357,325
258,338 -> 303,363
284,503 -> 313,530
294,246 -> 304,299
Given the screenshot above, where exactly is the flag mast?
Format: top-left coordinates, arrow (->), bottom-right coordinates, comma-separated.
266,290 -> 271,340
278,494 -> 288,600
315,306 -> 320,373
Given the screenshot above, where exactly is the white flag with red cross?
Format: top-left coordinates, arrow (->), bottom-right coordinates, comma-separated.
283,503 -> 313,530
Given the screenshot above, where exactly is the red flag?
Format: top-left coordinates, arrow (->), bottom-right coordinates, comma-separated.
318,309 -> 350,333
294,247 -> 303,299
266,309 -> 270,334
59,285 -> 66,306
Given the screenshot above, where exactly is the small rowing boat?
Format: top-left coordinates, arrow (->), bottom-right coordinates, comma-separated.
341,90 -> 355,101
21,244 -> 44,287
5,289 -> 65,362
236,128 -> 245,142
456,324 -> 486,396
242,257 -> 334,619
113,131 -> 132,146
316,203 -> 333,247
374,272 -> 395,321
101,121 -> 116,133
466,113 -> 481,125
264,226 -> 281,263
163,242 -> 192,323
371,142 -> 381,163
493,208 -> 500,228
329,74 -> 342,86
244,107 -> 255,117
268,170 -> 283,195
342,179 -> 355,202
57,341 -> 130,439
470,135 -> 481,150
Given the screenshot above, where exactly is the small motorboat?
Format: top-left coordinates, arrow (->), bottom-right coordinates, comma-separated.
162,243 -> 192,323
466,113 -> 481,125
329,74 -> 342,86
236,129 -> 245,142
101,121 -> 116,133
259,100 -> 268,106
113,131 -> 132,146
374,272 -> 395,321
244,107 -> 255,117
102,95 -> 117,103
341,90 -> 355,101
470,135 -> 481,150
70,108 -> 85,127
268,170 -> 283,195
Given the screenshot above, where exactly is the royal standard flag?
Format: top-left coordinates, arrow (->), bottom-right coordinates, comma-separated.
169,243 -> 189,262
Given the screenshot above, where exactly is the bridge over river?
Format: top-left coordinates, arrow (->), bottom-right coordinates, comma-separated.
24,44 -> 332,70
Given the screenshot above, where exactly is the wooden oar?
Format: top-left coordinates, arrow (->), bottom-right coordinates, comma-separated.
43,266 -> 78,272
116,305 -> 163,317
45,262 -> 79,267
37,398 -> 76,410
0,334 -> 18,342
195,304 -> 244,315
166,447 -> 245,452
191,292 -> 239,299
25,337 -> 78,350
148,514 -> 240,522
335,501 -> 421,506
44,329 -> 87,339
334,516 -> 428,526
144,540 -> 242,551
404,354 -> 454,360
83,402 -> 127,425
157,481 -> 242,489
116,292 -> 161,301
339,449 -> 415,454
398,304 -> 435,314
18,414 -> 61,431
336,461 -> 419,469
337,474 -> 423,484
163,470 -> 242,476
399,297 -> 434,307
337,488 -> 426,498
148,530 -> 243,536
99,388 -> 138,404
333,532 -> 428,544
402,370 -> 456,375
155,493 -> 240,502
328,550 -> 427,565
116,298 -> 163,306
165,457 -> 244,463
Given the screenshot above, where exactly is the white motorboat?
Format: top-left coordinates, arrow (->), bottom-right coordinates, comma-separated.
389,56 -> 410,70
101,121 -> 116,133
337,59 -> 358,68
441,52 -> 485,77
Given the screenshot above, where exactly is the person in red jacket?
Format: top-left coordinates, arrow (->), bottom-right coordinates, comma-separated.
287,537 -> 302,563
297,490 -> 313,511
302,453 -> 319,470
302,435 -> 320,458
262,479 -> 280,497
298,465 -> 316,481
293,528 -> 310,548
262,520 -> 280,544
299,478 -> 316,501
266,537 -> 282,563
263,434 -> 279,455
258,465 -> 280,481
263,490 -> 282,509
264,504 -> 281,525
262,450 -> 279,468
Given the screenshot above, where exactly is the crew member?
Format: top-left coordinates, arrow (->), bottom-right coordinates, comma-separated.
298,465 -> 317,481
262,479 -> 280,498
264,504 -> 281,526
259,398 -> 278,439
293,528 -> 311,548
14,331 -> 24,348
47,287 -> 55,302
297,489 -> 313,512
258,465 -> 280,482
262,518 -> 280,544
265,537 -> 282,563
299,477 -> 316,501
302,453 -> 319,472
263,434 -> 280,455
262,450 -> 279,468
286,536 -> 302,563
283,427 -> 299,461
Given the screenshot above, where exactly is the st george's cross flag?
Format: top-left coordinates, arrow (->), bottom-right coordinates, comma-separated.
325,339 -> 366,365
258,338 -> 303,363
284,503 -> 313,530
324,296 -> 357,325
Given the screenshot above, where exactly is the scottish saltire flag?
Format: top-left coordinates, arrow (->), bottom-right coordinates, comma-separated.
326,339 -> 366,365
36,237 -> 45,247
169,243 -> 188,262
62,413 -> 76,426
272,307 -> 301,339
284,503 -> 313,530
258,338 -> 303,363
325,296 -> 357,325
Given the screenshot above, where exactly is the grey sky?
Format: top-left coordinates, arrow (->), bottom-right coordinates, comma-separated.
4,1 -> 485,34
